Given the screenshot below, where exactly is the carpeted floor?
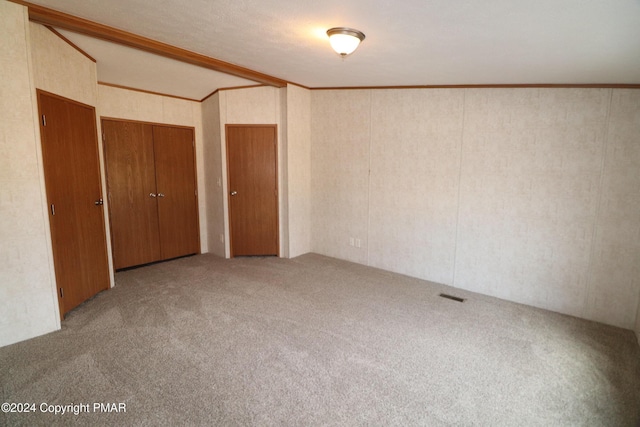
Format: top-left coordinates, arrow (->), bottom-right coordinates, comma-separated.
1,253 -> 639,426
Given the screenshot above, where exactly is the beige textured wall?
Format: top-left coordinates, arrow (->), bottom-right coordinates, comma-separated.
311,88 -> 640,330
98,85 -> 208,254
0,2 -> 59,346
589,89 -> 640,327
279,87 -> 290,258
286,84 -> 312,257
202,93 -> 225,257
455,89 -> 611,320
311,90 -> 371,265
369,89 -> 464,284
29,23 -> 97,106
218,86 -> 286,257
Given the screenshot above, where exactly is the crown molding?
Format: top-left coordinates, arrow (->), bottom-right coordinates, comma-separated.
97,82 -> 202,102
310,84 -> 640,90
11,0 -> 288,88
45,25 -> 96,62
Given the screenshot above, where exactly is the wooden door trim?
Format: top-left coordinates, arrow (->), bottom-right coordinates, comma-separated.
37,90 -> 110,319
225,124 -> 279,257
100,116 -> 196,131
37,89 -> 96,110
187,128 -> 201,255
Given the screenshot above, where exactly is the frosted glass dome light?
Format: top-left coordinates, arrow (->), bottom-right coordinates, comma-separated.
327,27 -> 365,57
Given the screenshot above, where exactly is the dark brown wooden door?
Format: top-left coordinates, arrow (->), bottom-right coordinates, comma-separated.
226,125 -> 279,257
103,120 -> 161,269
153,126 -> 200,260
38,91 -> 110,317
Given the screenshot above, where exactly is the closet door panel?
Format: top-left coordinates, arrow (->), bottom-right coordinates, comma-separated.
103,120 -> 161,269
152,126 -> 200,259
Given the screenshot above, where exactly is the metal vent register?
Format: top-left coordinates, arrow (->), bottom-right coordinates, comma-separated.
439,293 -> 465,303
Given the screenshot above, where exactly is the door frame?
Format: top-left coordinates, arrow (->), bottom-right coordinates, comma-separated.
225,124 -> 280,257
37,90 -> 110,319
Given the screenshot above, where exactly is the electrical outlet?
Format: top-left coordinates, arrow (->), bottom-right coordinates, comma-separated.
349,237 -> 355,246
355,238 -> 361,248
219,234 -> 224,243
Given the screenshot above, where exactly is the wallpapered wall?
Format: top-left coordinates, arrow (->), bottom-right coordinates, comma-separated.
0,2 -> 59,346
202,92 -> 224,257
286,85 -> 312,258
311,88 -> 640,330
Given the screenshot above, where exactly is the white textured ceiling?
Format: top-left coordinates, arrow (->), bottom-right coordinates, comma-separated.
57,30 -> 258,101
25,0 -> 640,97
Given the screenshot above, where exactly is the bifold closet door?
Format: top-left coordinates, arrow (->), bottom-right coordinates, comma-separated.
152,126 -> 200,260
103,120 -> 199,269
103,120 -> 161,269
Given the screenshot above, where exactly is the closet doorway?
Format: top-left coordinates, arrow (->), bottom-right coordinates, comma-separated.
102,119 -> 200,269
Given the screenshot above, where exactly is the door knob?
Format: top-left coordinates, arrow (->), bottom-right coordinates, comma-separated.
94,199 -> 104,206
230,191 -> 238,196
157,193 -> 165,198
149,193 -> 157,198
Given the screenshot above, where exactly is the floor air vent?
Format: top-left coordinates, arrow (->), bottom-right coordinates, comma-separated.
439,293 -> 465,303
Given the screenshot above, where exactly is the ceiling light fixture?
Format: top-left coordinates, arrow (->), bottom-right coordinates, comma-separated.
326,27 -> 365,58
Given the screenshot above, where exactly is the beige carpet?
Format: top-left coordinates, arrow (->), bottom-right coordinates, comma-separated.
1,253 -> 639,426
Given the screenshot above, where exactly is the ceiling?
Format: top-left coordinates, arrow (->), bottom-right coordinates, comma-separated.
22,0 -> 640,100
56,30 -> 258,100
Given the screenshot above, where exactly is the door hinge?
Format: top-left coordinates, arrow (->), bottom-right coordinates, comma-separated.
194,189 -> 197,197
41,114 -> 46,127
59,287 -> 64,298
50,204 -> 56,216
102,131 -> 105,141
